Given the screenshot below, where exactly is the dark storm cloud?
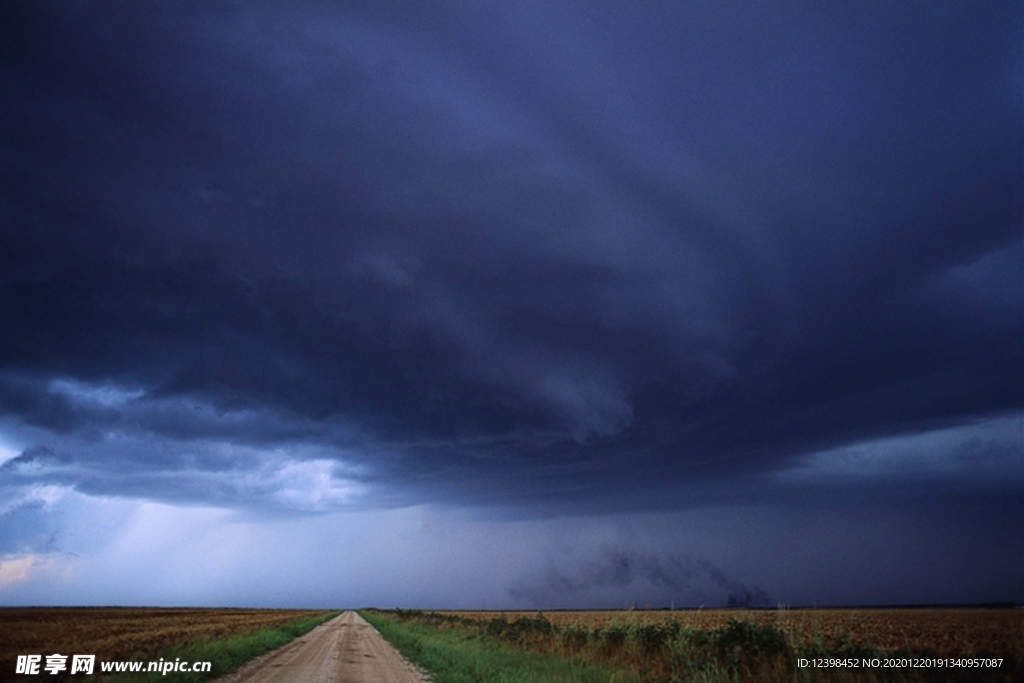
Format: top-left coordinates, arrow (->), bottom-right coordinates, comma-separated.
1,1 -> 1021,511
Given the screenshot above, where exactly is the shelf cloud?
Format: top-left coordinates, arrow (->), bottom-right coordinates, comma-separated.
1,0 -> 1020,607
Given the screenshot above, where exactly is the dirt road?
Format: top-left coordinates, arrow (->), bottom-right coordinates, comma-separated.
212,611 -> 428,683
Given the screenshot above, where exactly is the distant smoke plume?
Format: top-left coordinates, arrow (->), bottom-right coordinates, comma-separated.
508,547 -> 771,608
697,559 -> 772,608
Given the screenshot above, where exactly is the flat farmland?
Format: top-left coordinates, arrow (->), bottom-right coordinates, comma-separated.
0,608 -> 333,665
438,608 -> 1024,656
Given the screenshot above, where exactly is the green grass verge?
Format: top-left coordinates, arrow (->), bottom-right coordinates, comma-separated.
105,611 -> 341,683
361,610 -> 637,683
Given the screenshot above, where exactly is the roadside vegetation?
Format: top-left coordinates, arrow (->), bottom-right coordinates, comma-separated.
362,609 -> 635,683
364,609 -> 1021,683
104,611 -> 341,683
436,608 -> 1022,657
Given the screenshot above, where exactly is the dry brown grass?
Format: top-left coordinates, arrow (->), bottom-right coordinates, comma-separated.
0,607 -> 333,666
438,608 -> 1024,656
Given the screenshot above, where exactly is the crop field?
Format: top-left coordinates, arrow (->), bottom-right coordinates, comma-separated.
0,608 -> 334,668
437,609 -> 1024,656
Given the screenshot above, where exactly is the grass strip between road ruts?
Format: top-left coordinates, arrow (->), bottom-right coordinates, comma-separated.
361,610 -> 637,683
104,611 -> 341,683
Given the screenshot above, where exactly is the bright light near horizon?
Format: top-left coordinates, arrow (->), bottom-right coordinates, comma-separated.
0,554 -> 75,588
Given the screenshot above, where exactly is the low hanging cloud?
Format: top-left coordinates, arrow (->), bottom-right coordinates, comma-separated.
509,547 -> 772,609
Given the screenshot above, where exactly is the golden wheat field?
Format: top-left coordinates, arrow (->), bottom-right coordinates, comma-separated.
0,608 -> 333,666
439,609 -> 1024,656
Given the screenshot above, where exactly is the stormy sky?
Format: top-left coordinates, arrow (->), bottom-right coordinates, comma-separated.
1,1 -> 1021,608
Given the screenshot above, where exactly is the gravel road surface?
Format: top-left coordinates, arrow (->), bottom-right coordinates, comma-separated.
212,611 -> 428,683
